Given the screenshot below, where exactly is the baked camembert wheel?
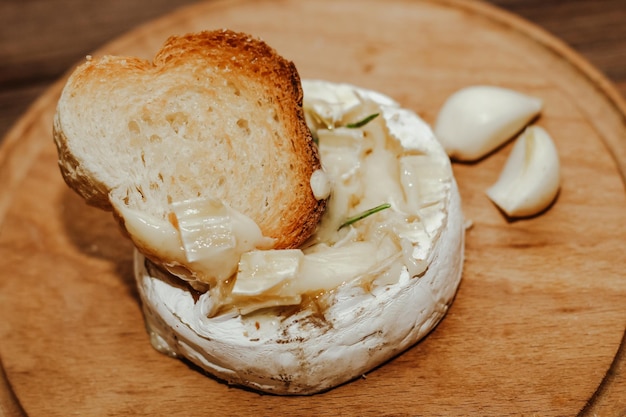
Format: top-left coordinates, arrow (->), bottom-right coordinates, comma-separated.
135,79 -> 465,395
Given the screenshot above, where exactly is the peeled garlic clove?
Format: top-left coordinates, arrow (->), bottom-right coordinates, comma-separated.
434,85 -> 543,161
486,125 -> 560,218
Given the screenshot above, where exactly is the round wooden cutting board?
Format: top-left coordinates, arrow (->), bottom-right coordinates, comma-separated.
1,0 -> 626,415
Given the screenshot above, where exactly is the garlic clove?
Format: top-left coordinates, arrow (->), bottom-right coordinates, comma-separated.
486,125 -> 560,218
434,85 -> 543,161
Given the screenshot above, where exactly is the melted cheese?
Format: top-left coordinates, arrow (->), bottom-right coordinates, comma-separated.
135,80 -> 465,395
128,79 -> 454,316
225,80 -> 453,314
111,196 -> 274,286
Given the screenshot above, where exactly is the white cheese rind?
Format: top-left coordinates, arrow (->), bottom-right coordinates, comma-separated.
135,80 -> 465,395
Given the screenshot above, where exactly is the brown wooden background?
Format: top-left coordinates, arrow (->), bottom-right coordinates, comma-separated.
1,0 -> 625,142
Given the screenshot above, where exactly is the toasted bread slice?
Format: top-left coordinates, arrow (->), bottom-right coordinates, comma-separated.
53,30 -> 325,254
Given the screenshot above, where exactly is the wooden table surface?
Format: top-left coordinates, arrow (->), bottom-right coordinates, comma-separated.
1,1 -> 625,416
1,0 -> 626,142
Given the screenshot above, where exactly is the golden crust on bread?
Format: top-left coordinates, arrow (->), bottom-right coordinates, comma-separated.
53,30 -> 325,249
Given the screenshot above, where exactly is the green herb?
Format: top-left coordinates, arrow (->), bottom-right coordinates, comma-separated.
345,113 -> 380,129
338,203 -> 391,230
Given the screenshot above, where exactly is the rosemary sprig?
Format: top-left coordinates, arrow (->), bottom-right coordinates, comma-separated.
338,203 -> 391,230
345,113 -> 380,129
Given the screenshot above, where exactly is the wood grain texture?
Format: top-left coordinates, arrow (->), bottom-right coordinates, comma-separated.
1,0 -> 626,416
1,0 -> 626,141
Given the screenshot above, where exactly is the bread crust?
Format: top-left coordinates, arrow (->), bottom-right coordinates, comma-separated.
53,30 -> 325,250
